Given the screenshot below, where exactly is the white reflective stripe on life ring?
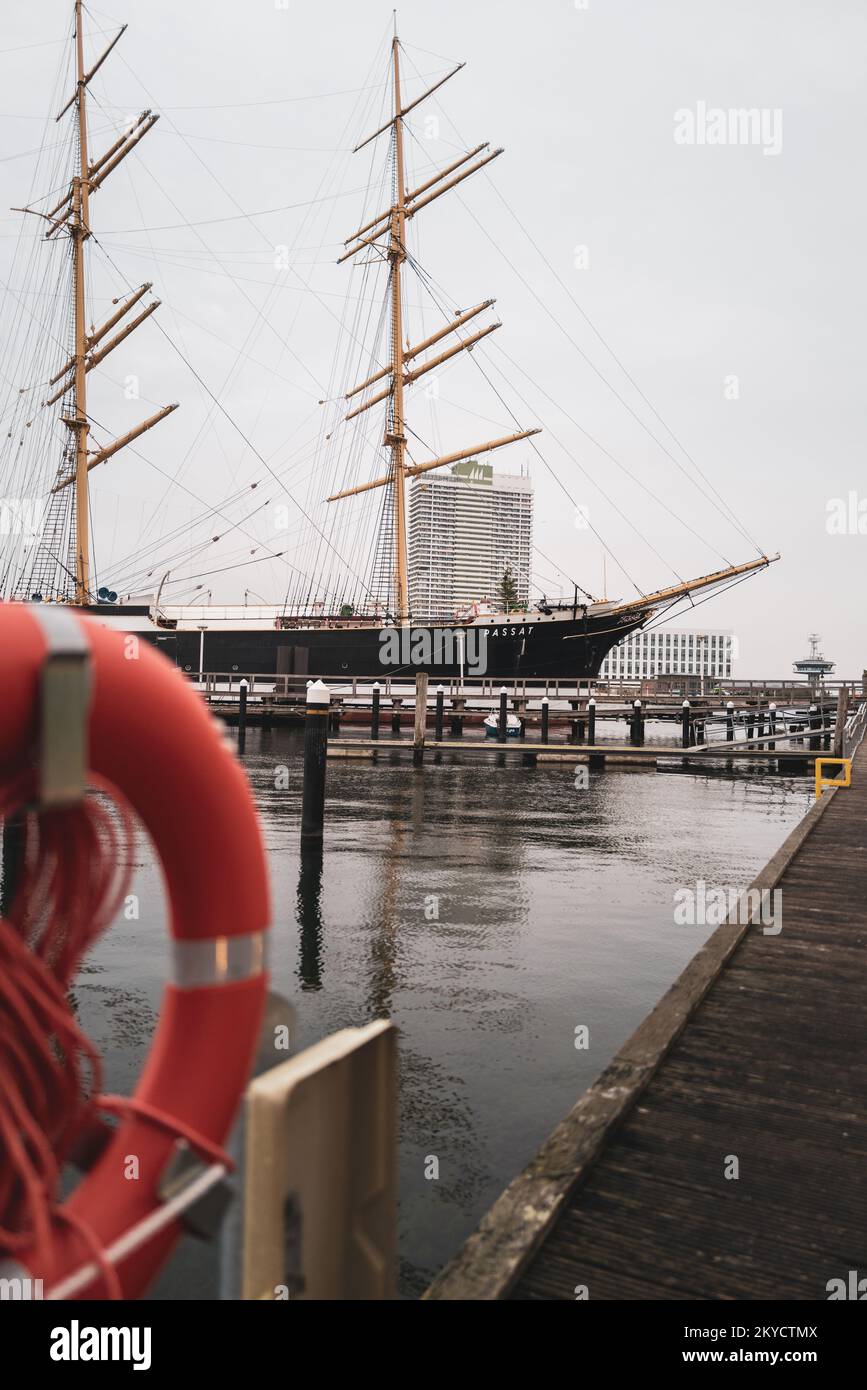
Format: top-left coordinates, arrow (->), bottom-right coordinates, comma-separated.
171,932 -> 268,989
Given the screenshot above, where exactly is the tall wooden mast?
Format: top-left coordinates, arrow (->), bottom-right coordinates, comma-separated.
19,3 -> 177,604
388,36 -> 409,623
70,0 -> 91,604
333,32 -> 539,622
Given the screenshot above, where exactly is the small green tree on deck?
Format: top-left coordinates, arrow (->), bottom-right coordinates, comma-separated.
499,565 -> 519,613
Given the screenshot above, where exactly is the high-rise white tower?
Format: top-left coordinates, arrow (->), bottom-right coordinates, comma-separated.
409,460 -> 533,620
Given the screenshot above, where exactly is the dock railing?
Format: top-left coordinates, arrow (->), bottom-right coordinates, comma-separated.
194,670 -> 866,709
843,700 -> 867,757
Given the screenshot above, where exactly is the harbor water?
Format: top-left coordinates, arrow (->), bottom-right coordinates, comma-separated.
74,726 -> 813,1298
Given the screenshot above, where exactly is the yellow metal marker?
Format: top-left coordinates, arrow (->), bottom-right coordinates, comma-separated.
815,757 -> 852,797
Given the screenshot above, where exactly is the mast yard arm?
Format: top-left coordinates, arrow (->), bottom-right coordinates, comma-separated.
51,404 -> 180,493
602,553 -> 781,618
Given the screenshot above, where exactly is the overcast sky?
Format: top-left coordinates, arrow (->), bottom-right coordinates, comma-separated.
1,0 -> 865,676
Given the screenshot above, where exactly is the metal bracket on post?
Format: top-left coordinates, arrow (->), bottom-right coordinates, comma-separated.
33,608 -> 92,808
158,1140 -> 234,1242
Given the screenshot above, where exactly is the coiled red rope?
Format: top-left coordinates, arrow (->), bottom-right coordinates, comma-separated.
0,775 -> 135,1279
0,773 -> 241,1298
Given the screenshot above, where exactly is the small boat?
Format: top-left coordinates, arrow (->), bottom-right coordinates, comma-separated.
484,710 -> 522,739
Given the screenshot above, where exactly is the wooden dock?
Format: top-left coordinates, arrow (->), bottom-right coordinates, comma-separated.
210,670 -> 855,772
327,736 -> 830,768
424,725 -> 867,1300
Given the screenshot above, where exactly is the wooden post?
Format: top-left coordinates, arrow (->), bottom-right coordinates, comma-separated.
588,697 -> 596,746
435,684 -> 444,743
681,700 -> 690,749
768,702 -> 777,752
238,678 -> 248,754
726,701 -> 734,742
540,696 -> 549,744
833,687 -> 847,759
569,697 -> 581,744
371,682 -> 380,740
391,699 -> 402,736
631,699 -> 643,746
498,686 -> 508,743
413,672 -> 429,765
301,680 -> 330,846
450,696 -> 464,738
809,703 -> 820,752
242,1020 -> 397,1301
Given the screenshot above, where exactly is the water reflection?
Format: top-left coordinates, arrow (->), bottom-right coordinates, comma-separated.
296,850 -> 324,991
77,726 -> 813,1299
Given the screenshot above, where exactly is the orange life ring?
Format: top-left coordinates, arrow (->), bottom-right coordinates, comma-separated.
0,603 -> 269,1297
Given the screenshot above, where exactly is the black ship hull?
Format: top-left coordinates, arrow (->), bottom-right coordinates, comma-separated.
157,610 -> 648,681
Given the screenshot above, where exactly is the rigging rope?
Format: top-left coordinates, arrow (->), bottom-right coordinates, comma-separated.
397,44 -> 766,562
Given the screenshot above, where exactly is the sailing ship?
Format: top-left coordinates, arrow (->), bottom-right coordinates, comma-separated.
0,7 -> 777,681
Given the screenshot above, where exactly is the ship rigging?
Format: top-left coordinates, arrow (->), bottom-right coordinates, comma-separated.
0,8 -> 778,680
6,0 -> 176,606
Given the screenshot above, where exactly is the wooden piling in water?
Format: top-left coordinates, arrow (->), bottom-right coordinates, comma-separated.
237,678 -> 248,753
588,698 -> 596,745
630,699 -> 644,747
450,696 -> 465,738
435,685 -> 444,743
371,682 -> 380,740
681,700 -> 690,749
413,672 -> 429,765
301,680 -> 330,846
541,697 -> 549,744
498,686 -> 508,743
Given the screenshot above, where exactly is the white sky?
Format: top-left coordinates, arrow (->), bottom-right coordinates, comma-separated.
1,0 -> 865,676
